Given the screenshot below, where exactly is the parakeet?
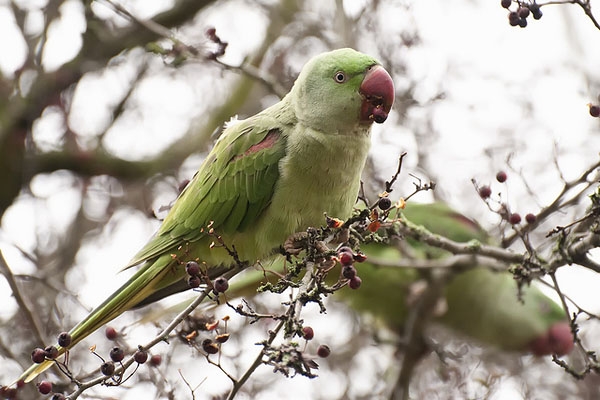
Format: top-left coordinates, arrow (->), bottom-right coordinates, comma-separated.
219,202 -> 573,355
18,48 -> 395,383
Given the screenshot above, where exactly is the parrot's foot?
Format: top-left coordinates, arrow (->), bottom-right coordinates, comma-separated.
283,232 -> 308,255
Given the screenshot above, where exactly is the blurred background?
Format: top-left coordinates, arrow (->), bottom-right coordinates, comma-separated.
1,0 -> 600,399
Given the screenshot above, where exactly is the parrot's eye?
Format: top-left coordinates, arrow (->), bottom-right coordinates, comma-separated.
334,71 -> 347,83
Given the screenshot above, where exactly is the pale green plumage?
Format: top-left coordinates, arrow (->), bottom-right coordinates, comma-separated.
19,48 -> 390,383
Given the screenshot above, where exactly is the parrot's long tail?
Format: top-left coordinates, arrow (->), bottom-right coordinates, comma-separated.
18,255 -> 176,384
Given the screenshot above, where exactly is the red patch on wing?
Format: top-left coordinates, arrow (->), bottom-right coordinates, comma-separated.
232,129 -> 280,161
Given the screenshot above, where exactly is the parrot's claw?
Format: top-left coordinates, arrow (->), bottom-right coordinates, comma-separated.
283,232 -> 308,255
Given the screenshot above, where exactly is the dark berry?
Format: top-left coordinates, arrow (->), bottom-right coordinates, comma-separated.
302,326 -> 314,340
353,252 -> 367,263
530,3 -> 543,19
37,380 -> 52,395
496,171 -> 507,183
509,213 -> 522,225
317,344 -> 331,358
215,333 -> 230,343
57,332 -> 72,348
52,395 -> 67,400
479,185 -> 492,199
109,346 -> 125,362
202,339 -> 219,354
31,347 -> 46,363
338,251 -> 354,266
589,104 -> 600,117
100,361 -> 115,376
525,213 -> 536,224
134,349 -> 148,364
518,17 -> 527,27
349,276 -> 362,290
508,11 -> 520,26
501,0 -> 511,8
186,261 -> 200,276
213,276 -> 229,293
105,326 -> 118,340
44,345 -> 59,360
378,197 -> 392,210
188,275 -> 201,288
150,354 -> 162,367
342,264 -> 357,280
518,6 -> 530,18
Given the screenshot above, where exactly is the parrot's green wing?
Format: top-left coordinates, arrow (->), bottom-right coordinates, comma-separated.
126,122 -> 286,268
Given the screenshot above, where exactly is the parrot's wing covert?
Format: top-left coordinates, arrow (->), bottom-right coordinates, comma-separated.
125,117 -> 288,268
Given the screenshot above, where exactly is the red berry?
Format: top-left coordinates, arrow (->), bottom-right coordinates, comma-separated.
496,171 -> 507,183
37,380 -> 52,395
16,380 -> 25,389
57,332 -> 72,348
508,11 -> 520,26
109,346 -> 125,362
342,264 -> 357,280
101,361 -> 115,376
501,0 -> 511,8
150,354 -> 162,367
3,387 -> 17,400
31,347 -> 46,363
134,349 -> 148,364
105,326 -> 118,340
589,104 -> 600,117
525,213 -> 536,224
479,185 -> 492,199
338,251 -> 354,266
213,276 -> 229,293
302,326 -> 314,340
349,276 -> 362,290
317,344 -> 331,358
44,345 -> 58,360
509,213 -> 522,225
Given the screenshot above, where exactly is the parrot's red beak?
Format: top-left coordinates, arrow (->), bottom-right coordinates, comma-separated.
359,65 -> 395,124
528,322 -> 574,356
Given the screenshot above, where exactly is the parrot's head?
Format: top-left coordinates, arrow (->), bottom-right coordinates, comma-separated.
290,48 -> 395,133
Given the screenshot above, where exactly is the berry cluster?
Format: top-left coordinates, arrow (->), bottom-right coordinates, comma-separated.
477,170 -> 537,226
337,246 -> 366,289
502,1 -> 543,28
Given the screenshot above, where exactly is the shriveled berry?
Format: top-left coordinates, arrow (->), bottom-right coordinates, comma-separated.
496,171 -> 507,183
202,338 -> 219,354
317,344 -> 331,358
213,277 -> 229,293
349,276 -> 362,290
508,11 -> 520,26
101,361 -> 115,376
589,104 -> 600,117
188,275 -> 201,288
109,346 -> 125,362
134,349 -> 148,364
52,395 -> 67,400
479,185 -> 492,199
186,261 -> 200,276
37,380 -> 52,395
378,197 -> 392,210
105,326 -> 118,340
525,213 -> 536,224
150,354 -> 162,367
518,6 -> 530,18
342,264 -> 357,280
353,252 -> 367,263
32,347 -> 46,363
215,333 -> 230,343
302,326 -> 314,340
338,251 -> 354,266
57,332 -> 72,348
509,213 -> 522,225
501,0 -> 511,8
44,345 -> 59,360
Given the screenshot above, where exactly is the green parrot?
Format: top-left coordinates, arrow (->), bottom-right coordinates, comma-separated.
217,202 -> 574,355
17,48 -> 395,383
